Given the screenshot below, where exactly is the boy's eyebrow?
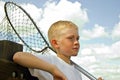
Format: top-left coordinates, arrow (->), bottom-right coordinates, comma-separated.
66,34 -> 80,37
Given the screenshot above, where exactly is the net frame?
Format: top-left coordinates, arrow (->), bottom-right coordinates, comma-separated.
0,1 -> 98,80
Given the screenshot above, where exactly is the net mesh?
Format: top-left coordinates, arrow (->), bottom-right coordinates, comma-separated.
0,2 -> 48,53
0,17 -> 14,41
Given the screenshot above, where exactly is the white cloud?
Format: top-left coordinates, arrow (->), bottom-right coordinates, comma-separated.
80,41 -> 120,58
37,0 -> 88,34
81,48 -> 92,55
81,24 -> 108,40
111,22 -> 120,40
0,1 -> 5,22
111,41 -> 120,55
21,3 -> 43,24
72,41 -> 120,70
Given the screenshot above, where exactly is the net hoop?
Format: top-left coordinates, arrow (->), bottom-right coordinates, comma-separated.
4,2 -> 49,53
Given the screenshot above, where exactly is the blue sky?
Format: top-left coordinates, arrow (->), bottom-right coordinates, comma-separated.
0,0 -> 120,79
81,0 -> 120,27
1,0 -> 120,59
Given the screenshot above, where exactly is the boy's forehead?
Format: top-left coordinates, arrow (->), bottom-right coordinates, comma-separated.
60,27 -> 78,35
59,24 -> 77,30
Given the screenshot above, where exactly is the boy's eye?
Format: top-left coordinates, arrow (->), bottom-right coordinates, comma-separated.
67,37 -> 74,40
77,37 -> 79,40
68,37 -> 73,39
66,35 -> 79,41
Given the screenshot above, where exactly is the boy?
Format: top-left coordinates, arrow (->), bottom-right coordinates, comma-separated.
13,20 -> 102,80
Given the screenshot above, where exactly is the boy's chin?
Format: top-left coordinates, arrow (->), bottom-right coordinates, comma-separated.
72,53 -> 78,56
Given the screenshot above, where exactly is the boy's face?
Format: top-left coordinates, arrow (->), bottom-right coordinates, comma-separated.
56,27 -> 80,57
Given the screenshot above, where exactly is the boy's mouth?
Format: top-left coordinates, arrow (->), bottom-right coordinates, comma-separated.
73,47 -> 79,51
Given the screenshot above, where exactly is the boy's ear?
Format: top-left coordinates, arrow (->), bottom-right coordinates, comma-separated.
51,39 -> 59,48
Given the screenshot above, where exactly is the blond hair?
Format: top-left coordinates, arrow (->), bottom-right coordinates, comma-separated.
48,20 -> 78,50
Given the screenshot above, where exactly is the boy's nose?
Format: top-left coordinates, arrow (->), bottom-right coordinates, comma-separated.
74,40 -> 80,45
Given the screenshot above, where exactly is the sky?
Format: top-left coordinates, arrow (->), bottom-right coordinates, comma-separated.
0,0 -> 120,79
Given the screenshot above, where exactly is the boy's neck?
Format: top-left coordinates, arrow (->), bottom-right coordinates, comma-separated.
57,54 -> 71,64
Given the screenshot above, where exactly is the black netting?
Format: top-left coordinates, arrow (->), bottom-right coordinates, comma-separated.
0,2 -> 48,53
